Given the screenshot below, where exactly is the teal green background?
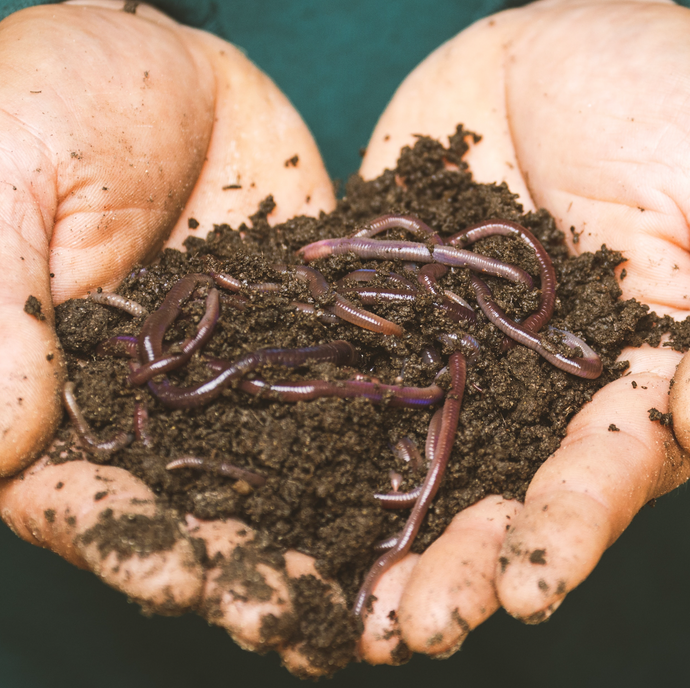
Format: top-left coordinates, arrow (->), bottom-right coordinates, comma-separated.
3,1 -> 690,686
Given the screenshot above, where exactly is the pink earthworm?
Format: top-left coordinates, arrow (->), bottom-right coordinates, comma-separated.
89,291 -> 148,317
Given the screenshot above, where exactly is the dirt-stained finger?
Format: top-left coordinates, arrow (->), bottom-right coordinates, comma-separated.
497,347 -> 690,622
397,496 -> 522,656
0,458 -> 204,613
357,554 -> 419,666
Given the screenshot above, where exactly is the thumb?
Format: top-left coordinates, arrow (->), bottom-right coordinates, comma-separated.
0,149 -> 64,475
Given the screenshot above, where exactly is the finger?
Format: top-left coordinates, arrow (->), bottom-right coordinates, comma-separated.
279,552 -> 354,679
164,28 -> 336,249
0,458 -> 204,613
397,496 -> 522,657
0,199 -> 64,475
358,554 -> 419,665
496,346 -> 690,622
359,7 -> 534,207
669,350 -> 690,452
185,515 -> 292,652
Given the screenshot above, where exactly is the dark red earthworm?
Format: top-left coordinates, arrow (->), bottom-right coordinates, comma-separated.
62,382 -> 133,454
414,264 -> 476,324
148,341 -> 357,409
238,377 -> 444,407
448,220 -> 557,337
373,532 -> 401,553
470,274 -> 602,379
389,471 -> 404,492
138,273 -> 214,364
299,238 -> 533,288
353,352 -> 466,618
89,291 -> 148,317
166,456 -> 266,487
352,214 -> 444,245
129,288 -> 220,385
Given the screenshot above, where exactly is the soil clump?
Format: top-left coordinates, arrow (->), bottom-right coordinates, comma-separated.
51,127 -> 676,673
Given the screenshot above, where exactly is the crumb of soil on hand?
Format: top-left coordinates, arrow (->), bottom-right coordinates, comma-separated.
648,408 -> 673,426
52,125 -> 687,674
24,295 -> 46,321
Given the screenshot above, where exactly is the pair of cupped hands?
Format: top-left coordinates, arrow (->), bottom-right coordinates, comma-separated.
2,0 -> 690,675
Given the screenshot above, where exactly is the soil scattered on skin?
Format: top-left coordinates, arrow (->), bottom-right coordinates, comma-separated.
52,127 -> 678,674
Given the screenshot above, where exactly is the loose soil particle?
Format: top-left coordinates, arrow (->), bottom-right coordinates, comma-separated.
52,127 -> 683,674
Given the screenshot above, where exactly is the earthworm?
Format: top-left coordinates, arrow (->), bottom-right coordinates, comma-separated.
166,456 -> 266,487
437,333 -> 481,366
129,288 -> 220,385
391,437 -> 424,470
374,409 -> 441,509
448,220 -> 556,335
274,264 -> 403,335
373,533 -> 401,553
334,294 -> 404,336
289,301 -> 340,324
414,263 -> 476,324
470,274 -> 602,379
238,377 -> 444,407
336,285 -> 418,304
211,271 -> 281,294
62,381 -> 133,454
352,214 -> 444,245
138,273 -> 214,364
353,352 -> 466,619
148,341 -> 357,409
133,401 -> 154,448
274,264 -> 329,298
421,347 -> 442,366
89,291 -> 148,317
96,335 -> 139,359
299,238 -> 534,288
389,470 -> 404,492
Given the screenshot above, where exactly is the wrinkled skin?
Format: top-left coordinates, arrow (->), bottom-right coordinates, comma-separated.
2,0 -> 690,674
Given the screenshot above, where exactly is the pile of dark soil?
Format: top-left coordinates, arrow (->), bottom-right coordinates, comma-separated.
51,127 -> 679,673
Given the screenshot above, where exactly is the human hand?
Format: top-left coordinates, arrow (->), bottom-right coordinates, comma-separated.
355,0 -> 690,662
0,1 -> 342,676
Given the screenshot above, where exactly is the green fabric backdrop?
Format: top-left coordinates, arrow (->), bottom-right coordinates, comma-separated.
3,2 -> 690,687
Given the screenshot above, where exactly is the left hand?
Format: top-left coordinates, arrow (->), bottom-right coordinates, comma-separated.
356,0 -> 690,663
